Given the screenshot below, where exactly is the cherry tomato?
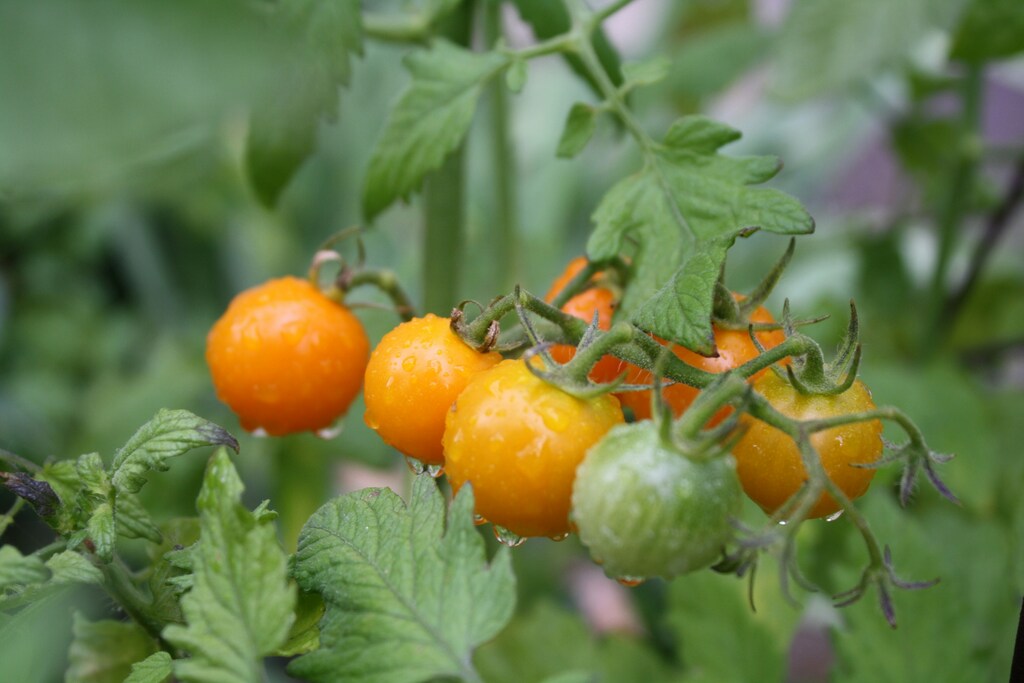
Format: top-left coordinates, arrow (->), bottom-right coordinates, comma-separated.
443,359 -> 624,538
544,257 -> 621,384
206,276 -> 369,436
363,314 -> 501,465
615,302 -> 786,424
572,421 -> 741,579
732,371 -> 882,519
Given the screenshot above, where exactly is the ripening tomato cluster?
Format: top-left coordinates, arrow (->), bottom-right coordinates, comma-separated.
206,262 -> 882,580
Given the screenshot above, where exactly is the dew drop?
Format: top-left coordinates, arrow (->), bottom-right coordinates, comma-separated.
402,356 -> 417,371
473,514 -> 488,526
825,509 -> 844,522
250,427 -> 269,439
548,532 -> 570,542
405,457 -> 427,475
424,463 -> 444,478
365,415 -> 380,430
493,525 -> 526,548
315,424 -> 344,440
778,519 -> 788,526
616,576 -> 646,587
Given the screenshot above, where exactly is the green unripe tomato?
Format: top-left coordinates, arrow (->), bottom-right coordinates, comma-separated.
571,421 -> 742,580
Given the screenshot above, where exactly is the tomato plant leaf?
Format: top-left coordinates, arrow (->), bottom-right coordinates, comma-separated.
110,409 -> 238,496
0,550 -> 102,612
124,652 -> 174,683
289,476 -> 515,683
115,490 -> 162,544
621,57 -> 672,89
362,40 -> 510,221
589,115 -> 812,353
773,0 -> 966,100
162,449 -> 295,683
66,613 -> 159,683
245,0 -> 363,207
0,546 -> 49,589
951,0 -> 1024,62
556,103 -> 599,159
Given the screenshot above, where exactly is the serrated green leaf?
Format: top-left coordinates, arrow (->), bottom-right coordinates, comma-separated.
588,115 -> 812,353
124,651 -> 174,683
556,103 -> 598,159
110,409 -> 238,495
246,0 -> 362,207
85,502 -> 116,562
0,550 -> 101,612
622,57 -> 672,88
951,0 -> 1024,62
773,0 -> 966,100
147,518 -> 201,625
115,490 -> 163,543
505,58 -> 528,93
66,613 -> 159,683
163,449 -> 295,683
0,546 -> 49,589
362,40 -> 509,220
289,476 -> 515,683
46,550 -> 102,585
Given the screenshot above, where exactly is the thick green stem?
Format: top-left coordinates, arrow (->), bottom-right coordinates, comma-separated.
271,445 -> 329,553
422,4 -> 473,315
923,65 -> 983,353
486,2 -> 518,292
100,559 -> 169,648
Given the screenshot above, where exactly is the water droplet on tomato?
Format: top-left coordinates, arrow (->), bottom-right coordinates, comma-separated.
473,514 -> 488,526
616,576 -> 645,587
402,356 -> 417,371
548,532 -> 570,542
825,510 -> 844,522
250,427 -> 269,438
493,525 -> 526,547
315,424 -> 343,440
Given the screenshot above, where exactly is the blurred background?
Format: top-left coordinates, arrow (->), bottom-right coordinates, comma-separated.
1,0 -> 1022,681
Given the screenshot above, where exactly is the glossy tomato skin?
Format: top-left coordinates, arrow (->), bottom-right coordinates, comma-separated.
206,276 -> 369,436
732,372 -> 882,519
363,314 -> 501,465
616,304 -> 786,424
544,257 -> 621,384
572,422 -> 741,579
443,359 -> 624,538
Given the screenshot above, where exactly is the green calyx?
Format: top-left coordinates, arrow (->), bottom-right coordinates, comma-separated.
774,300 -> 863,396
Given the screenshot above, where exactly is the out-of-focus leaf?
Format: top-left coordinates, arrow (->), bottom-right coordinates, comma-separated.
556,103 -> 599,159
289,477 -> 515,683
588,116 -> 812,353
163,450 -> 295,683
124,652 -> 174,683
66,613 -> 159,683
0,591 -> 80,682
0,546 -> 49,589
773,0 -> 966,100
246,0 -> 363,207
362,40 -> 509,220
668,23 -> 770,99
951,0 -> 1024,62
668,571 -> 789,682
476,600 -> 675,683
0,0 -> 288,192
